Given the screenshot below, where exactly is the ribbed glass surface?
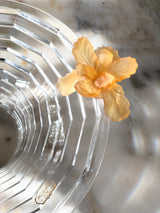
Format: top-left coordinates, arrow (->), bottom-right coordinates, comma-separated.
0,1 -> 109,212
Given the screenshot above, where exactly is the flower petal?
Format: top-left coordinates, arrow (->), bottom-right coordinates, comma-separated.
57,70 -> 82,96
95,48 -> 113,71
96,46 -> 120,61
94,72 -> 115,88
105,46 -> 120,61
107,57 -> 138,82
95,93 -> 103,99
76,63 -> 97,80
75,79 -> 101,97
102,83 -> 130,121
72,37 -> 97,68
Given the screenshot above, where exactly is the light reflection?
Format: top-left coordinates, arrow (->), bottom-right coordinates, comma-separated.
142,103 -> 154,118
124,165 -> 155,209
125,167 -> 147,203
131,127 -> 146,154
153,137 -> 160,155
53,205 -> 74,213
15,80 -> 29,88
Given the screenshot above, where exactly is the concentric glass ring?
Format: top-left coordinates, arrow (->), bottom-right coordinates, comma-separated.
0,1 -> 109,212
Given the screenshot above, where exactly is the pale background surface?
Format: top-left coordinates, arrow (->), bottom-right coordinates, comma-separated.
1,0 -> 160,212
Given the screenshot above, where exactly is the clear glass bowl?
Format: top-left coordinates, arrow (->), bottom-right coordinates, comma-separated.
0,1 -> 109,212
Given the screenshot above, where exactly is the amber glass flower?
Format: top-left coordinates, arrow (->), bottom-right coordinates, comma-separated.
57,37 -> 138,121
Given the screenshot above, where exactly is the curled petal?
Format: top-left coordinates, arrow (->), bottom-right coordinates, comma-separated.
105,46 -> 120,61
72,37 -> 97,68
57,70 -> 82,96
102,83 -> 130,121
107,57 -> 138,82
95,48 -> 113,72
76,63 -> 97,80
96,46 -> 120,62
75,79 -> 101,98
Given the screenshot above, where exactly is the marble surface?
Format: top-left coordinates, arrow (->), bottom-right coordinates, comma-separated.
1,0 -> 160,212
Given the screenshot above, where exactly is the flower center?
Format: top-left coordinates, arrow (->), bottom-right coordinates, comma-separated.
94,73 -> 115,88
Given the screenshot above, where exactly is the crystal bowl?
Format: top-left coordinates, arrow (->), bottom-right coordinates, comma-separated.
0,1 -> 109,212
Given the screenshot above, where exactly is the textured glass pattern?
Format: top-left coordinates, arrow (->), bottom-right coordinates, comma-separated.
0,1 -> 109,212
